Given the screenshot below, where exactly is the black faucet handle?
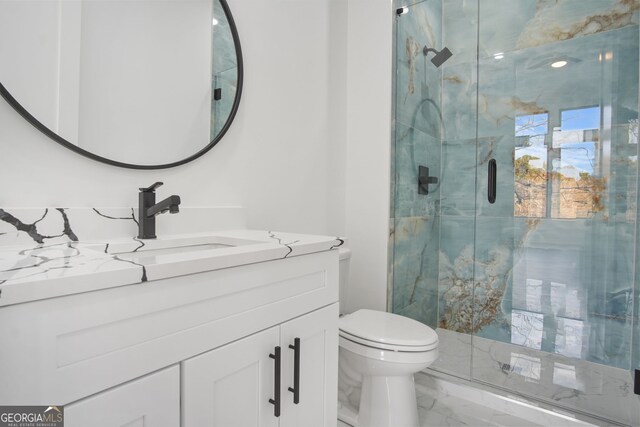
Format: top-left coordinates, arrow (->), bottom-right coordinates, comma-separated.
139,182 -> 164,193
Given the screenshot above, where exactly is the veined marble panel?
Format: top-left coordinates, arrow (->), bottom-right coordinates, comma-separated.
477,25 -> 638,140
387,218 -> 395,313
0,207 -> 138,248
437,215 -> 476,332
0,207 -> 246,247
472,216 -> 525,342
392,4 -> 640,420
429,327 -> 472,379
393,215 -> 439,327
417,371 -> 602,427
441,60 -> 477,142
396,0 -> 444,139
471,333 -> 640,426
478,0 -> 639,58
438,138 -> 476,217
394,123 -> 441,218
0,208 -> 344,306
468,217 -> 636,370
442,0 -> 477,67
476,54 -> 517,140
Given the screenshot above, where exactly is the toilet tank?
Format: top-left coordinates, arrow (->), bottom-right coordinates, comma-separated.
338,248 -> 351,315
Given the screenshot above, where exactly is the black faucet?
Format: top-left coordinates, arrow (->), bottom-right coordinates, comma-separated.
138,182 -> 181,239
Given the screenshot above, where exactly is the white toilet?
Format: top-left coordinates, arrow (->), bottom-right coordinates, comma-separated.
338,248 -> 439,427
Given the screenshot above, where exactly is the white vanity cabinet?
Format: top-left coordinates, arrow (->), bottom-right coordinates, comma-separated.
65,366 -> 180,427
182,303 -> 338,427
0,249 -> 339,426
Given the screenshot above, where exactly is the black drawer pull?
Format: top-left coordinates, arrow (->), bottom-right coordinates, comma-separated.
268,346 -> 281,417
488,159 -> 497,204
288,337 -> 301,404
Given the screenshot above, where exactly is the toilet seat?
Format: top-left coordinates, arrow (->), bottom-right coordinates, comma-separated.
339,334 -> 438,365
339,330 -> 437,352
339,309 -> 438,352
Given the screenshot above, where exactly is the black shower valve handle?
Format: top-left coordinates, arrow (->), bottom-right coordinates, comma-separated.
418,165 -> 438,195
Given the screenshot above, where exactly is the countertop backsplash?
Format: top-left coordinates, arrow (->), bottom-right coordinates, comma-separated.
0,206 -> 247,247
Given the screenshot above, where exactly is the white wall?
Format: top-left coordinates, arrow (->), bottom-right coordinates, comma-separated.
0,0 -> 348,237
0,0 -> 394,312
344,0 -> 394,312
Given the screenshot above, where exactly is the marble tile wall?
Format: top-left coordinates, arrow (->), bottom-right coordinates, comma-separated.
391,0 -> 640,421
0,207 -> 246,247
391,0 -> 444,330
435,0 -> 478,370
468,0 -> 640,370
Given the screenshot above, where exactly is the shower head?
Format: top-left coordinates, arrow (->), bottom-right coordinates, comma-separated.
423,46 -> 453,68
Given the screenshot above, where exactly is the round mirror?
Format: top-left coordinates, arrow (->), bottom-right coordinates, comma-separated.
0,0 -> 242,169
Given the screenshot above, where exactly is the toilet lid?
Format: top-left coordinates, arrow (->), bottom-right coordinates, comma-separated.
339,309 -> 438,351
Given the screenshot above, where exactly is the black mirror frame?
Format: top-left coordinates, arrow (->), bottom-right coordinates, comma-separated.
0,0 -> 243,170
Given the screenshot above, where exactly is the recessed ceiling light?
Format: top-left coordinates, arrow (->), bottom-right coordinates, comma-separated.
212,18 -> 219,26
551,60 -> 568,68
493,52 -> 504,60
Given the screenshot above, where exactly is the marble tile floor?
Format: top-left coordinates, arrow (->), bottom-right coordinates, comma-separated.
338,371 -> 616,427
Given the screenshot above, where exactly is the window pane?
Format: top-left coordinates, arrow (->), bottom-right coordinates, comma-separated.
516,113 -> 549,136
515,113 -> 549,218
551,107 -> 603,219
560,106 -> 600,131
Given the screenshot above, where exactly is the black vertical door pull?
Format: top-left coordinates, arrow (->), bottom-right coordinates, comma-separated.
269,346 -> 281,417
488,159 -> 497,204
288,337 -> 301,404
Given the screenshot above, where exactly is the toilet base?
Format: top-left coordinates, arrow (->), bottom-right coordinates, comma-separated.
358,374 -> 419,427
337,401 -> 358,426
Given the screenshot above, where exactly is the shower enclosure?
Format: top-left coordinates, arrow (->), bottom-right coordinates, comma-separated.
390,1 -> 640,425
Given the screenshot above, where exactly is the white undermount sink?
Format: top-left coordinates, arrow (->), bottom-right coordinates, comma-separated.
115,243 -> 231,261
84,234 -> 266,262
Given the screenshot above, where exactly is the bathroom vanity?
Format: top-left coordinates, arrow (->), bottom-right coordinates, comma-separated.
0,214 -> 341,427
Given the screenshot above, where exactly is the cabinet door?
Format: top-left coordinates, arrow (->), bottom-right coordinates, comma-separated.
280,303 -> 339,427
182,326 -> 280,427
65,366 -> 179,427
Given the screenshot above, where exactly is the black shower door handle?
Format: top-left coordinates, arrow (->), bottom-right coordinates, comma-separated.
488,159 -> 497,204
268,346 -> 281,417
288,337 -> 301,404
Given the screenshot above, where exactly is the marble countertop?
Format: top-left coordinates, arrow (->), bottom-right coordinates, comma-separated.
0,229 -> 344,307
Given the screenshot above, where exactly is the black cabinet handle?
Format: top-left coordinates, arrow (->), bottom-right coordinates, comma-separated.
268,346 -> 281,417
488,159 -> 497,204
288,337 -> 301,404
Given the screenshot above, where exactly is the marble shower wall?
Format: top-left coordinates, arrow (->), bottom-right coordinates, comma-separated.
392,0 -> 640,419
470,0 -> 639,370
391,0 -> 443,329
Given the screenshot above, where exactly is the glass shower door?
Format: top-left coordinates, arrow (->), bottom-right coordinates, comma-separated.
470,2 -> 640,424
392,1 -> 640,423
391,0 -> 476,377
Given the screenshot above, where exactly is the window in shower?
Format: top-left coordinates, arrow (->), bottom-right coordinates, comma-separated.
551,106 -> 601,219
514,107 -> 602,219
515,112 -> 549,217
